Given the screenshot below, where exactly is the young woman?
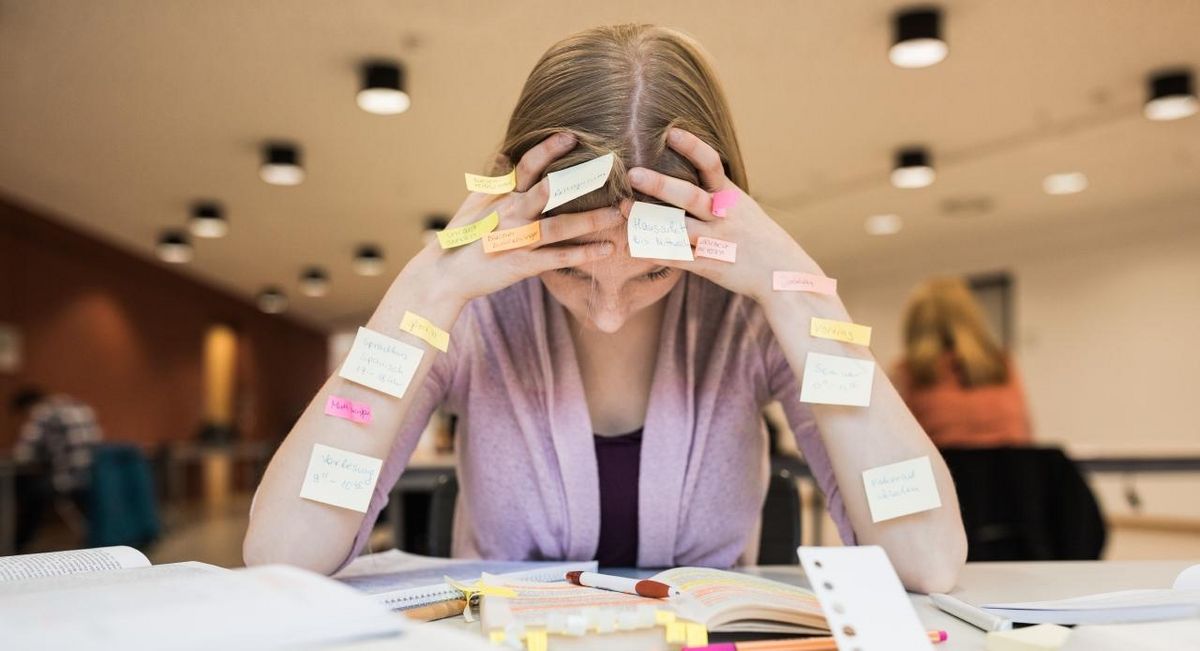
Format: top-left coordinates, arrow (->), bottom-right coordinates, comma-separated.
245,24 -> 966,593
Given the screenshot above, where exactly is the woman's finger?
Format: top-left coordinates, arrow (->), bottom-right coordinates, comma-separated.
537,207 -> 624,246
514,132 -> 577,192
666,128 -> 730,192
628,168 -> 715,221
528,241 -> 615,273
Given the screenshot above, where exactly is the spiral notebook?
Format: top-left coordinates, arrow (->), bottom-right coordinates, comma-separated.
333,549 -> 597,611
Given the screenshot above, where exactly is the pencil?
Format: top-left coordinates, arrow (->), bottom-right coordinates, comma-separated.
683,629 -> 947,650
402,598 -> 468,622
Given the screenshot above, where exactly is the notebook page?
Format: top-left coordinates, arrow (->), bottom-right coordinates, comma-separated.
0,545 -> 150,582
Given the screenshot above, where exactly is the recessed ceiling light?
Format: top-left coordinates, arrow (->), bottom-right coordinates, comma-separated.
353,245 -> 385,277
891,147 -> 935,189
1144,69 -> 1198,121
259,143 -> 305,186
865,214 -> 903,235
299,267 -> 330,297
1043,172 -> 1089,195
156,230 -> 193,263
889,7 -> 948,69
189,201 -> 228,238
357,61 -> 411,115
421,214 -> 450,247
256,287 -> 288,314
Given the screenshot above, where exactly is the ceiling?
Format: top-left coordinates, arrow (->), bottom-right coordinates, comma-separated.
1,0 -> 1198,331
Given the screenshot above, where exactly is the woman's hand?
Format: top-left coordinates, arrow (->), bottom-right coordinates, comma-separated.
626,128 -> 824,304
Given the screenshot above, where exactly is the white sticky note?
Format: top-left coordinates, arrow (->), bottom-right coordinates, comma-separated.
338,327 -> 424,399
544,153 -> 615,213
862,456 -> 943,523
627,201 -> 694,261
799,351 -> 875,407
299,444 -> 383,513
798,546 -> 933,651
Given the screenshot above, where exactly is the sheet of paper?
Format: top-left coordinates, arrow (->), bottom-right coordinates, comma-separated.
710,189 -> 739,217
299,444 -> 383,513
437,211 -> 500,249
627,201 -> 694,261
694,236 -> 736,262
338,327 -> 424,399
862,456 -> 942,523
773,271 -> 838,295
464,169 -> 516,194
543,153 -> 614,213
483,221 -> 542,253
798,546 -> 933,651
810,317 -> 872,346
399,311 -> 450,352
323,395 -> 373,425
800,351 -> 875,407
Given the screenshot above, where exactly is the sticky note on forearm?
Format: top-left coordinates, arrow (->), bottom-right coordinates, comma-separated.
299,444 -> 382,512
399,311 -> 449,352
800,351 -> 875,406
464,169 -> 516,194
810,317 -> 872,346
339,327 -> 424,398
627,201 -> 694,261
773,271 -> 838,295
862,456 -> 942,523
483,221 -> 542,252
544,153 -> 614,213
694,236 -> 736,262
437,211 -> 499,249
324,396 -> 372,424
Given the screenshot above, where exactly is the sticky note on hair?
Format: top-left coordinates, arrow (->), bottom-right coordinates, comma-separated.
811,317 -> 872,346
544,153 -> 614,213
628,201 -> 694,261
695,236 -> 736,263
437,211 -> 499,249
324,395 -> 372,424
483,221 -> 542,252
862,456 -> 942,523
464,169 -> 516,194
339,327 -> 424,398
299,444 -> 383,512
710,189 -> 738,217
800,351 -> 875,407
399,311 -> 449,352
773,271 -> 838,295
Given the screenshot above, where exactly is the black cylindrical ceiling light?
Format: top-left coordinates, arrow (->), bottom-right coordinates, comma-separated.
1144,69 -> 1198,121
357,60 -> 411,115
891,147 -> 935,189
421,214 -> 450,247
189,201 -> 228,238
259,142 -> 305,186
256,287 -> 288,314
890,6 -> 947,69
299,267 -> 330,297
156,229 -> 193,264
353,244 -> 385,276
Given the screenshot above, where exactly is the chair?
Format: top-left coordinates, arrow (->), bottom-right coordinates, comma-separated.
87,443 -> 161,549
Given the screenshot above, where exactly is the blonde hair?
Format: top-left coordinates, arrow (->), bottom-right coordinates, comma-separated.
495,24 -> 747,214
902,277 -> 1009,388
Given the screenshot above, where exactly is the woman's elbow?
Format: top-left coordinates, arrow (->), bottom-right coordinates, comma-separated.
902,531 -> 967,594
242,523 -> 344,575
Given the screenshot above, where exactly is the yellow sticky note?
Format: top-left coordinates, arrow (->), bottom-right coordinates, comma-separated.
665,621 -> 686,644
524,629 -> 548,651
465,169 -> 517,194
399,311 -> 449,352
438,211 -> 500,249
810,317 -> 872,346
654,610 -> 676,626
488,631 -> 506,645
483,221 -> 542,253
684,622 -> 708,647
338,327 -> 424,399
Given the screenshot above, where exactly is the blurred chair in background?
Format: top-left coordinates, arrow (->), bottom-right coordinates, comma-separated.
87,442 -> 161,549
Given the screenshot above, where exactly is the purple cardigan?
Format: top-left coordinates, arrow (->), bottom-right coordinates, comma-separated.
343,274 -> 855,569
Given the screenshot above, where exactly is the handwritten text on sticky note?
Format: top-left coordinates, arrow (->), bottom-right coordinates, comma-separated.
324,395 -> 372,424
483,221 -> 542,252
399,311 -> 449,352
464,169 -> 516,194
710,190 -> 739,217
694,236 -> 737,263
800,351 -> 875,407
544,153 -> 614,213
338,327 -> 424,399
773,271 -> 838,295
862,456 -> 942,523
810,317 -> 872,346
299,444 -> 383,513
437,211 -> 499,249
627,201 -> 694,261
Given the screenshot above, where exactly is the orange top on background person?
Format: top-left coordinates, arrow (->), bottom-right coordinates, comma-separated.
893,278 -> 1032,448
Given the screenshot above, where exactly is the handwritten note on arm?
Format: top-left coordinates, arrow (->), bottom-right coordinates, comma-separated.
437,211 -> 499,249
324,395 -> 373,424
861,456 -> 942,523
810,317 -> 872,346
399,311 -> 450,352
627,201 -> 694,261
338,327 -> 425,399
543,153 -> 614,213
464,170 -> 516,194
799,351 -> 875,407
772,271 -> 838,295
483,221 -> 542,252
694,236 -> 737,263
299,444 -> 383,512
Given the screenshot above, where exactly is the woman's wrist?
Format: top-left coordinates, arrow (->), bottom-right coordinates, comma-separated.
366,247 -> 466,334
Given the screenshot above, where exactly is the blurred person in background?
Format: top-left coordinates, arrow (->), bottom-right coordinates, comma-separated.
893,278 -> 1033,448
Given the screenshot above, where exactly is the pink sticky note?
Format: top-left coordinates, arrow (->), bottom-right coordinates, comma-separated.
710,190 -> 739,217
695,236 -> 737,263
773,271 -> 838,295
324,395 -> 373,425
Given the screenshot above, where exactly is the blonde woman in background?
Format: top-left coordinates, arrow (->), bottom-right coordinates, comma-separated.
894,278 -> 1033,448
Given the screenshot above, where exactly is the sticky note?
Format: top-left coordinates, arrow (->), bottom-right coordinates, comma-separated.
654,610 -> 675,626
464,169 -> 516,194
694,236 -> 737,263
665,621 -> 686,644
525,629 -> 549,651
399,311 -> 449,352
323,395 -> 372,424
810,317 -> 872,346
483,221 -> 542,253
299,444 -> 382,512
986,624 -> 1071,651
710,189 -> 738,217
627,201 -> 694,261
773,271 -> 838,295
684,622 -> 708,647
544,153 -> 614,213
338,327 -> 425,399
800,351 -> 875,407
862,456 -> 943,523
437,211 -> 499,249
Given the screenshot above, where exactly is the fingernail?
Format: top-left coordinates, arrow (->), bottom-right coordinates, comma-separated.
598,242 -> 615,255
668,128 -> 683,143
556,132 -> 575,145
628,168 -> 645,184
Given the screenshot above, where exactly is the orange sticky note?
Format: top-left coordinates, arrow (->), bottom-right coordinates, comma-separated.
483,221 -> 542,253
810,317 -> 872,346
437,211 -> 499,249
464,169 -> 516,194
773,271 -> 838,295
694,236 -> 736,263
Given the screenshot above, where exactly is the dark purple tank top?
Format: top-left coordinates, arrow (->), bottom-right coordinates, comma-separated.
593,429 -> 642,567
